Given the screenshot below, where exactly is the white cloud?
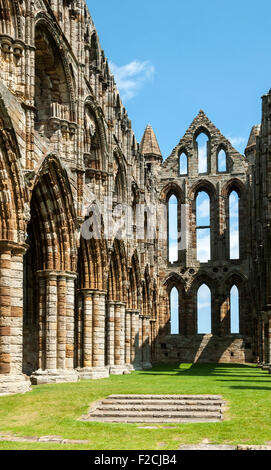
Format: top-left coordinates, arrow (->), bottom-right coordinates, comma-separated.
197,198 -> 210,220
197,232 -> 210,262
230,229 -> 240,259
169,242 -> 178,263
226,136 -> 247,152
198,145 -> 208,173
109,60 -> 155,101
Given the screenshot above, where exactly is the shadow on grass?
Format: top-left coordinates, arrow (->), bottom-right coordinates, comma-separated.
229,385 -> 271,391
137,363 -> 260,378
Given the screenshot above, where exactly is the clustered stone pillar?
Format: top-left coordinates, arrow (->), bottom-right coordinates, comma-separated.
106,300 -> 116,367
77,289 -> 109,380
260,310 -> 271,372
130,310 -> 141,369
31,271 -> 78,385
124,309 -> 143,370
125,310 -> 132,367
142,315 -> 152,369
92,291 -> 107,369
110,301 -> 127,374
0,241 -> 31,395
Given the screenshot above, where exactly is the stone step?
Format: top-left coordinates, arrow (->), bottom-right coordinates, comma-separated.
85,416 -> 221,423
83,394 -> 225,424
102,399 -> 223,406
98,404 -> 222,412
108,394 -> 223,400
90,410 -> 221,418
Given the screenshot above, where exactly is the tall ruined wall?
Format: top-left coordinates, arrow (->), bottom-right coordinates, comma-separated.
154,111 -> 254,364
0,0 -> 157,394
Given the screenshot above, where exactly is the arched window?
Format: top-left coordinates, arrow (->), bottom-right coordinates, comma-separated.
168,195 -> 178,263
170,287 -> 179,334
218,149 -> 227,173
197,284 -> 211,334
179,152 -> 188,175
230,285 -> 240,334
229,190 -> 239,259
196,191 -> 210,262
196,133 -> 209,174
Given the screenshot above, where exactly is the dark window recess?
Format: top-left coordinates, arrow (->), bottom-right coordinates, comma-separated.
161,343 -> 167,350
245,343 -> 251,349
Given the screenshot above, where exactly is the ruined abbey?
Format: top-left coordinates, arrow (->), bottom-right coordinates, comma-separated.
0,0 -> 270,395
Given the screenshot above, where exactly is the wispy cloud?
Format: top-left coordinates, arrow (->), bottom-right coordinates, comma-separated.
198,145 -> 208,173
197,232 -> 210,262
109,60 -> 155,101
226,136 -> 247,153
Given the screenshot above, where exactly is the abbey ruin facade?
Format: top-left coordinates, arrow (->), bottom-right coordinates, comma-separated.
0,0 -> 270,395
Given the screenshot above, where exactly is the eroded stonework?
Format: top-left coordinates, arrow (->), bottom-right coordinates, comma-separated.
0,0 -> 270,395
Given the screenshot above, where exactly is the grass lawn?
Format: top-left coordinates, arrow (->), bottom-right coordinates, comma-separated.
0,363 -> 270,450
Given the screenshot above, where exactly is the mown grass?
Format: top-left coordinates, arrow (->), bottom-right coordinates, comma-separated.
0,363 -> 270,450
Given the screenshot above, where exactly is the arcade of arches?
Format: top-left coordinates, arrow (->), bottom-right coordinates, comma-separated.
0,1 -> 270,395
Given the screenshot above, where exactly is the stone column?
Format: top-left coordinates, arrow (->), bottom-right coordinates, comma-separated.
57,275 -> 66,370
138,314 -> 144,367
77,290 -> 109,380
31,271 -> 78,385
0,241 -> 31,395
66,275 -> 76,369
106,300 -> 116,367
110,301 -> 129,375
82,289 -> 93,369
267,312 -> 271,373
92,291 -> 106,368
142,316 -> 152,369
125,309 -> 132,369
130,310 -> 142,370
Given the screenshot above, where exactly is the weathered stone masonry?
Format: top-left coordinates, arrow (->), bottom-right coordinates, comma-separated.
0,0 -> 270,395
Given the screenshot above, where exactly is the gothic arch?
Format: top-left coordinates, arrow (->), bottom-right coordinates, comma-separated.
0,0 -> 23,37
188,179 -> 216,200
0,100 -> 26,242
84,96 -> 108,171
34,13 -> 76,127
128,251 -> 141,310
160,182 -> 183,203
113,148 -> 127,204
28,153 -> 77,272
108,239 -> 128,302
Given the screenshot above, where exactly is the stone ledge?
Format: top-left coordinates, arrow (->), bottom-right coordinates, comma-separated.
30,369 -> 79,385
77,367 -> 110,380
0,374 -> 31,396
109,365 -> 131,376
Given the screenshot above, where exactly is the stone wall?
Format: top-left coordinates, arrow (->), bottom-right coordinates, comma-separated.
0,0 -> 269,395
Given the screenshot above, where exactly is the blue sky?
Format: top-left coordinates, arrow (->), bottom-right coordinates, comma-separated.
87,0 -> 271,158
87,1 -> 249,334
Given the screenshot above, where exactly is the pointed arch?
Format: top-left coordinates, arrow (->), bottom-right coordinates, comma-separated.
113,149 -> 127,204
0,0 -> 22,37
34,14 -> 76,135
128,251 -> 141,310
189,180 -> 216,262
84,96 -> 108,171
217,144 -> 228,173
222,178 -> 246,260
230,285 -> 240,334
0,104 -> 26,242
179,149 -> 188,175
29,154 -> 77,272
170,286 -> 179,334
107,239 -> 128,302
197,284 -> 212,334
194,128 -> 210,174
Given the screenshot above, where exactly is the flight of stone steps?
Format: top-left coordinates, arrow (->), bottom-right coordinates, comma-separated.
83,394 -> 226,423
